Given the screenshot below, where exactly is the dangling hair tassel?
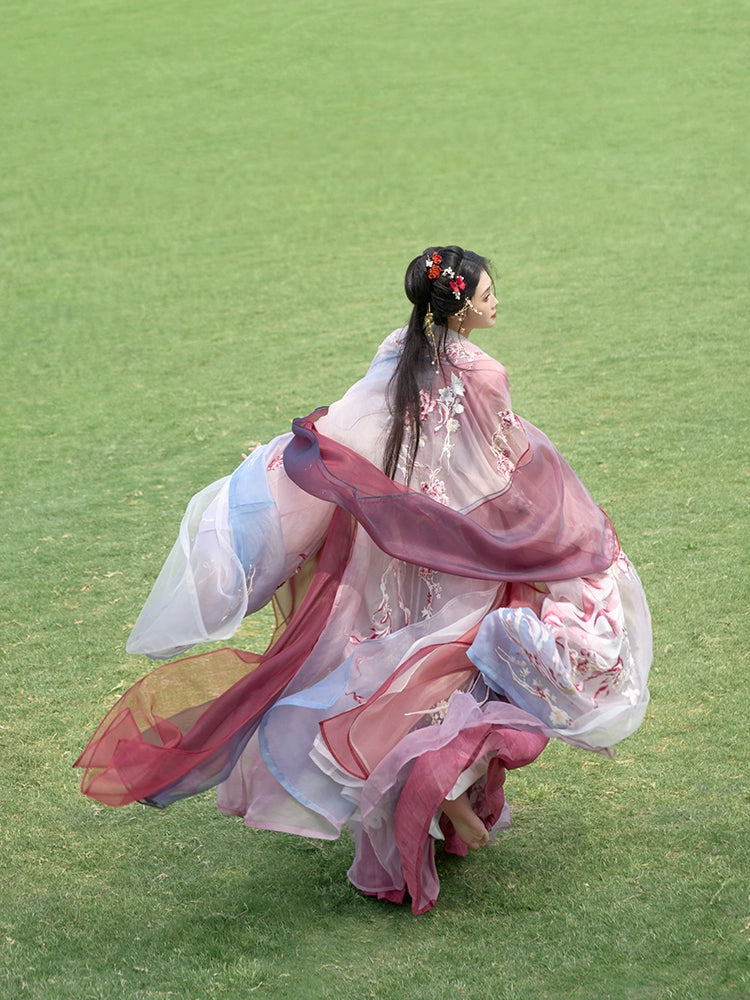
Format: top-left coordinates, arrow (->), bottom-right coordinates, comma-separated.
424,308 -> 438,365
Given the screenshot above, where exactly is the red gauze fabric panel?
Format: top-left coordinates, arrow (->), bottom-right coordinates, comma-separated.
284,408 -> 616,583
74,508 -> 356,807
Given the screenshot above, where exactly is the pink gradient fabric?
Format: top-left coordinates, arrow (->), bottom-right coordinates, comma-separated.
284,407 -> 617,584
75,329 -> 651,912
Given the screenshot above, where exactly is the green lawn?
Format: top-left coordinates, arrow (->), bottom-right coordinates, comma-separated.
1,1 -> 748,997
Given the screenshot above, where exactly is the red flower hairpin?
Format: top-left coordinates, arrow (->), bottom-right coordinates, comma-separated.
449,275 -> 466,299
442,267 -> 466,299
425,254 -> 467,299
425,252 -> 443,279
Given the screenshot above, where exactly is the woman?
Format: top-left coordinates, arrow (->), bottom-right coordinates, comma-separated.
76,247 -> 652,913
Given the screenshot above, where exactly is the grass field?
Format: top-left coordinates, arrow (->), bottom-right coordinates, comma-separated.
1,1 -> 748,997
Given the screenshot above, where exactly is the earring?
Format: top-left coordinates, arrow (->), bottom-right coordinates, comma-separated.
456,299 -> 471,319
454,298 -> 471,336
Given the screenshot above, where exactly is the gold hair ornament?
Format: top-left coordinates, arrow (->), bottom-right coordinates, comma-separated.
424,308 -> 438,365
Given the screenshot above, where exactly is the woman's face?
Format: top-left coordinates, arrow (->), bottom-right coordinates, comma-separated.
458,270 -> 498,334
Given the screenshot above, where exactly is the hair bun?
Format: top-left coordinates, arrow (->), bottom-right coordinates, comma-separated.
404,249 -> 437,307
403,245 -> 488,322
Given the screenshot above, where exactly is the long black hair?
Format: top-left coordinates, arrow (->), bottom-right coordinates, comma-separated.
382,246 -> 491,480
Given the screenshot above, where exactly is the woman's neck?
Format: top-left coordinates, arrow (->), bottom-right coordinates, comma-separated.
446,318 -> 471,339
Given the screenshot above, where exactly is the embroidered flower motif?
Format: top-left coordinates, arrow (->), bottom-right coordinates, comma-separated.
362,561 -> 414,639
427,699 -> 451,725
549,706 -> 574,728
491,409 -> 524,478
445,338 -> 481,364
436,373 -> 466,428
419,476 -> 449,505
267,453 -> 284,472
404,695 -> 454,727
419,566 -> 443,619
369,585 -> 393,638
418,388 -> 438,421
495,455 -> 514,479
408,371 -> 469,504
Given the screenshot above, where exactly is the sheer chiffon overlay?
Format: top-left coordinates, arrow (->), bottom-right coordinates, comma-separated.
76,330 -> 652,912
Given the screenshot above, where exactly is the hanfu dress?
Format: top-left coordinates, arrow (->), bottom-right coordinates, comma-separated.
75,330 -> 652,914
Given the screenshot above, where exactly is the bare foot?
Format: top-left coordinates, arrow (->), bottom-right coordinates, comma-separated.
440,791 -> 490,850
